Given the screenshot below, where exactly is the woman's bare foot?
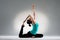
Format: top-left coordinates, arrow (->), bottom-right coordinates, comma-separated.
32,36 -> 35,38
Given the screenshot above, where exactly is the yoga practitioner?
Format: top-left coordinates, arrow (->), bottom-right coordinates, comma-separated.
19,4 -> 43,38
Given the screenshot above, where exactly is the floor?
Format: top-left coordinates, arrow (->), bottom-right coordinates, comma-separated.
0,36 -> 60,40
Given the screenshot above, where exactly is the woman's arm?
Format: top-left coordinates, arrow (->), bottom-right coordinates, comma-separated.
32,4 -> 35,20
23,15 -> 31,24
23,14 -> 35,24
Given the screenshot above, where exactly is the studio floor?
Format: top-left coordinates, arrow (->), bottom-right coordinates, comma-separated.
0,36 -> 60,40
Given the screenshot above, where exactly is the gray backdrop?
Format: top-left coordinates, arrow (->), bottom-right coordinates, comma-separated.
0,0 -> 60,36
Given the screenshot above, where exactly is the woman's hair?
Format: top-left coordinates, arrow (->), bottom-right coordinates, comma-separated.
27,18 -> 32,26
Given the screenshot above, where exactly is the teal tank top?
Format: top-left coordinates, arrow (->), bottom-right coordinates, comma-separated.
30,22 -> 39,35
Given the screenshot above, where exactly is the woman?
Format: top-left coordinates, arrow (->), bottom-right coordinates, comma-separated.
19,4 -> 43,38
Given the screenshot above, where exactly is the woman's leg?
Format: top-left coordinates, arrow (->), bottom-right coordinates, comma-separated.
19,25 -> 24,37
19,25 -> 31,38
